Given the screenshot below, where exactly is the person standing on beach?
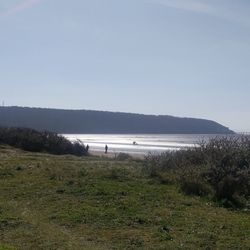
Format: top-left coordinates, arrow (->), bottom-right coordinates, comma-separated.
105,145 -> 108,154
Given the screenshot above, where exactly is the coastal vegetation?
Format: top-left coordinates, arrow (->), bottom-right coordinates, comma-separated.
0,130 -> 249,249
145,136 -> 250,208
0,146 -> 249,249
0,127 -> 87,156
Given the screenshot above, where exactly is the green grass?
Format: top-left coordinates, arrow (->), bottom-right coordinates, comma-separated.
0,146 -> 250,249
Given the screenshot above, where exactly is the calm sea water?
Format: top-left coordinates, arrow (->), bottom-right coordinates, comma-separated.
63,134 -> 230,155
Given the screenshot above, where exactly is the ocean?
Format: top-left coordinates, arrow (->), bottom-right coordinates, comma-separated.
63,134 -> 230,155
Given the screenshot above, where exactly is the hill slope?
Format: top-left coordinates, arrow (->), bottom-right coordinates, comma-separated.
0,147 -> 249,249
0,106 -> 234,134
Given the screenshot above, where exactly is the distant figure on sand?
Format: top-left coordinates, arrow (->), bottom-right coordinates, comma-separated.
86,144 -> 89,153
133,141 -> 137,145
105,145 -> 108,154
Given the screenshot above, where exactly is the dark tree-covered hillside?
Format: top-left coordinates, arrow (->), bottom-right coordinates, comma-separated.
0,106 -> 234,134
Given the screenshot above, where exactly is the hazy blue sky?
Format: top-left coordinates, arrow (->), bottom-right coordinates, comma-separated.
0,0 -> 250,131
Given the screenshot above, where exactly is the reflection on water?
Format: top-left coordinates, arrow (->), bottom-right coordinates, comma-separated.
63,134 -> 231,155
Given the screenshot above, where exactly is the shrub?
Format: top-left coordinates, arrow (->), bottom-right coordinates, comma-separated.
145,136 -> 250,208
115,153 -> 132,161
0,127 -> 88,156
179,168 -> 212,197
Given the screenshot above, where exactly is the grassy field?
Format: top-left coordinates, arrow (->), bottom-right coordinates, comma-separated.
0,146 -> 250,249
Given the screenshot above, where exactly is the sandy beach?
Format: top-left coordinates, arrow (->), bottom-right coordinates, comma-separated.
89,150 -> 145,159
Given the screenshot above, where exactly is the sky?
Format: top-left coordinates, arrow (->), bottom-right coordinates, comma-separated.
0,0 -> 250,132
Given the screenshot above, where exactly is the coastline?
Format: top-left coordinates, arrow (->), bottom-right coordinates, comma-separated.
89,150 -> 145,159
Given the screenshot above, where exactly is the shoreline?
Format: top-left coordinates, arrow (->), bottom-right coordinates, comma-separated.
89,150 -> 145,159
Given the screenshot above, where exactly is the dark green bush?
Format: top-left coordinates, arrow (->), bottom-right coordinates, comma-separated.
115,153 -> 132,161
0,127 -> 88,156
145,136 -> 250,208
179,168 -> 212,197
